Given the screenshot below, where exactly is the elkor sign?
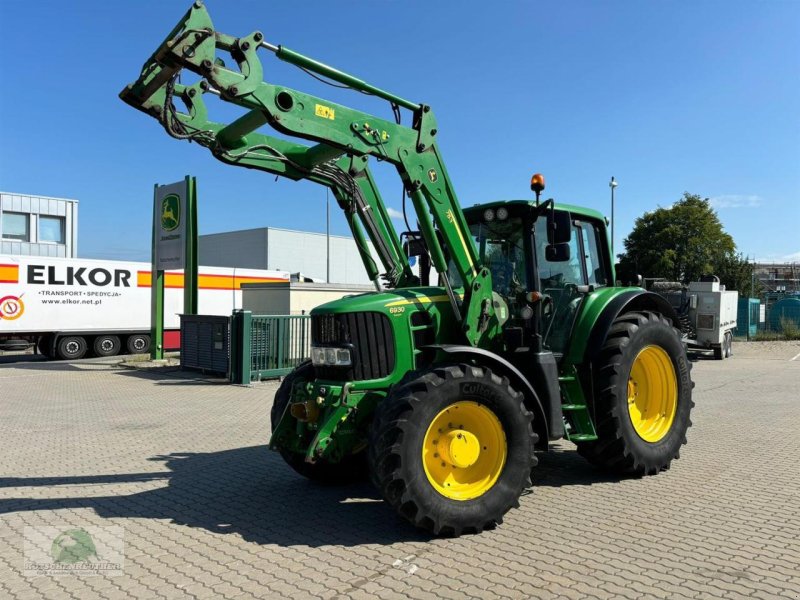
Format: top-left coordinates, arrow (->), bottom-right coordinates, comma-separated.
154,181 -> 187,269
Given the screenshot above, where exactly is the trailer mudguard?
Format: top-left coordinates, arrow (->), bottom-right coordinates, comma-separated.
565,288 -> 681,366
428,344 -> 550,449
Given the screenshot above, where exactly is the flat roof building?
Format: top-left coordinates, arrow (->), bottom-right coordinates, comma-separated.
0,192 -> 78,258
199,226 -> 379,286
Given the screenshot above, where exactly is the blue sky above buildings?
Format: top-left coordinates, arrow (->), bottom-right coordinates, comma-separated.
1,0 -> 798,263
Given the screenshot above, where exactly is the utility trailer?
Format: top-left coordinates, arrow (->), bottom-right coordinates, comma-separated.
0,255 -> 288,359
650,276 -> 738,360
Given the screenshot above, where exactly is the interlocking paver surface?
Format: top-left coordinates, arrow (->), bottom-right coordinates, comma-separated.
1,342 -> 799,599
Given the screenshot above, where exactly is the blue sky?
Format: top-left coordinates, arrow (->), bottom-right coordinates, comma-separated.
1,1 -> 798,263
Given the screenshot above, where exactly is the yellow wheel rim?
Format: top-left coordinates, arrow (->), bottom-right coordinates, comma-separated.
627,345 -> 678,442
422,401 -> 507,501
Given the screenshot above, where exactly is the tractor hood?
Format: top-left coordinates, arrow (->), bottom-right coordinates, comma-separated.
310,286 -> 457,316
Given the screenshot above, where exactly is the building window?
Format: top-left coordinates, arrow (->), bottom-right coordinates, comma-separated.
39,216 -> 66,244
1,212 -> 29,241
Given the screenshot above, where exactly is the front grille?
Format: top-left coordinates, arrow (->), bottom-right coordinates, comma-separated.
311,312 -> 395,380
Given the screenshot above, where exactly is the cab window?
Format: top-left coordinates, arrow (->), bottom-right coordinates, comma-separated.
535,218 -> 584,289
578,220 -> 607,286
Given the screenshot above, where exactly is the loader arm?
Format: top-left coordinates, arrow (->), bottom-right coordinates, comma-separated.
120,1 -> 494,345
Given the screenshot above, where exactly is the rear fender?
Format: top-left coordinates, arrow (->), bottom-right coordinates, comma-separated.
565,288 -> 680,366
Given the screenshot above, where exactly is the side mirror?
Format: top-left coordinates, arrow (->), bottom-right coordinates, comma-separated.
547,210 -> 572,245
545,243 -> 571,262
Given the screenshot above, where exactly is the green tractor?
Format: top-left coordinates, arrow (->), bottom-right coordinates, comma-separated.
122,2 -> 694,536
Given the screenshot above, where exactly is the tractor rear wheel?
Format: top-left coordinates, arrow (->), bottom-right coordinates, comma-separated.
368,364 -> 537,536
577,311 -> 693,476
270,362 -> 367,484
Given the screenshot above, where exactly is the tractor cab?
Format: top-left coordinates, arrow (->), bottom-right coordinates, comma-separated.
456,196 -> 612,360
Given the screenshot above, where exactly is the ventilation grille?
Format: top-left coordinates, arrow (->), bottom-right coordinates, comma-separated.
311,312 -> 395,380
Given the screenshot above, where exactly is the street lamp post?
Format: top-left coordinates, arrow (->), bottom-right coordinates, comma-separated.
609,176 -> 618,257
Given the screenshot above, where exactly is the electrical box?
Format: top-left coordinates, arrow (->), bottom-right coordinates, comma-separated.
180,314 -> 230,376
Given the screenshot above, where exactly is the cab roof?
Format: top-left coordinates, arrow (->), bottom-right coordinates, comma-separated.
465,199 -> 607,223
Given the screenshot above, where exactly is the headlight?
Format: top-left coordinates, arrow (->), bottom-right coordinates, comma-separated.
311,346 -> 352,366
496,207 -> 509,220
483,208 -> 495,222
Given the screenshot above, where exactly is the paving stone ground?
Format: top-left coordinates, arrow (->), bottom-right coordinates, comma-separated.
1,342 -> 799,599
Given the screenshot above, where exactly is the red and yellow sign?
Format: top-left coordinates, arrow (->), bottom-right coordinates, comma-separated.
136,271 -> 285,290
0,264 -> 20,284
0,294 -> 24,320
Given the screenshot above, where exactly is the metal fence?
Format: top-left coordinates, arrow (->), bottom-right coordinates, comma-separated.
230,311 -> 311,383
734,295 -> 800,339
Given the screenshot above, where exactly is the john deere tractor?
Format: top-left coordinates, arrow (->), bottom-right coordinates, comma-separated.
122,2 -> 694,536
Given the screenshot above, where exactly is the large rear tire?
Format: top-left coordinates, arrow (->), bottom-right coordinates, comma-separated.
577,311 -> 693,476
368,364 -> 537,536
270,362 -> 367,484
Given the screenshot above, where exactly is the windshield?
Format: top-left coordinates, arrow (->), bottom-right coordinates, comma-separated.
448,217 -> 529,300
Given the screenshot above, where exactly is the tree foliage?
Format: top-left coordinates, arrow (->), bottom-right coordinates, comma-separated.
715,252 -> 762,298
618,193 -> 744,286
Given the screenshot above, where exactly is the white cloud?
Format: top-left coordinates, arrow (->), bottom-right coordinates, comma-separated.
386,207 -> 404,220
709,195 -> 764,209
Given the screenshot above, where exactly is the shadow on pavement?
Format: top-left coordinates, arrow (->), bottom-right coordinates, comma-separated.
0,443 -> 627,546
533,446 -> 626,487
0,445 -> 429,546
113,368 -> 231,386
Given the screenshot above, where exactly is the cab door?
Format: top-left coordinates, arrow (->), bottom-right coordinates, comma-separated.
535,214 -> 609,356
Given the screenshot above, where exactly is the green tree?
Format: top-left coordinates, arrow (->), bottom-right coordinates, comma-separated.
715,252 -> 762,297
617,193 -> 735,284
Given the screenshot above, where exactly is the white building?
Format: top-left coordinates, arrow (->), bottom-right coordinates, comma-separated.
0,192 -> 78,258
199,227 -> 380,285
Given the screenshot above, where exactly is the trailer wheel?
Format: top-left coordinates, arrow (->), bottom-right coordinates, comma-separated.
577,311 -> 694,476
368,364 -> 537,536
270,362 -> 367,484
724,332 -> 733,358
93,335 -> 121,357
57,336 -> 87,360
713,343 -> 724,360
126,334 -> 150,354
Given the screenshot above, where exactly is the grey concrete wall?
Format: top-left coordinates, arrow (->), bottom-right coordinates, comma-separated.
199,227 -> 379,285
199,228 -> 269,269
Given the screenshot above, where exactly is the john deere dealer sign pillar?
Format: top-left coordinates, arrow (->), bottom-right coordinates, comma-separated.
151,177 -> 197,359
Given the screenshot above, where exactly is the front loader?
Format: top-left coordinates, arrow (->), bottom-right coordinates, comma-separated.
121,2 -> 694,536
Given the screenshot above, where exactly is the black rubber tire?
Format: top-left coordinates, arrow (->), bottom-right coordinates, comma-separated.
270,361 -> 367,484
56,336 -> 87,360
93,335 -> 121,357
713,344 -> 724,360
368,364 -> 537,536
577,311 -> 694,476
724,332 -> 733,358
126,334 -> 150,354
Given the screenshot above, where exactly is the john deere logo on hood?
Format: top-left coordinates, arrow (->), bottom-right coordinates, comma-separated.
161,194 -> 181,232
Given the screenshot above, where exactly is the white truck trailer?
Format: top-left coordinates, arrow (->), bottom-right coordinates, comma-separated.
0,255 -> 288,359
651,276 -> 738,360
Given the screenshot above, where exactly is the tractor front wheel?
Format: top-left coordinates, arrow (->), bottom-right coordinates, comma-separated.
577,311 -> 694,475
368,364 -> 537,536
270,362 -> 367,484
